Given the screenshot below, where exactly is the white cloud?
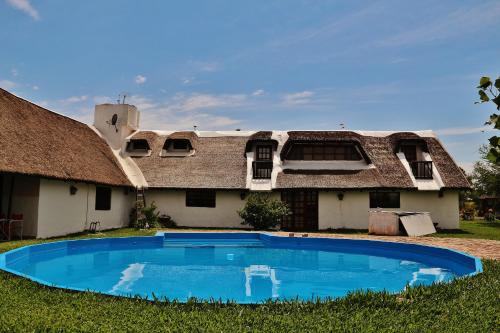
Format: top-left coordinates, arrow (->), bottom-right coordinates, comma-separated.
11,68 -> 18,77
252,89 -> 265,96
59,95 -> 88,104
376,2 -> 500,47
0,79 -> 17,90
195,61 -> 220,72
86,92 -> 245,130
32,85 -> 39,90
6,0 -> 40,21
134,75 -> 147,85
173,93 -> 247,112
282,91 -> 314,105
435,126 -> 493,136
458,162 -> 475,175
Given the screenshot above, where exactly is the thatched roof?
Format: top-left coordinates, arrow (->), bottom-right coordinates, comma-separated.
0,89 -> 130,186
275,131 -> 469,190
131,129 -> 469,190
130,131 -> 247,189
244,131 -> 278,155
276,169 -> 385,189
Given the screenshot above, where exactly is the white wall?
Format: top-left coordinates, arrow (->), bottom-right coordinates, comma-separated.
318,190 -> 460,230
87,185 -> 133,231
37,179 -> 132,238
400,191 -> 459,229
146,189 -> 248,228
319,191 -> 370,230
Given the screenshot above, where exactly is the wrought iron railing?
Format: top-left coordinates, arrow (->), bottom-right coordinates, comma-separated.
252,161 -> 273,179
411,161 -> 433,179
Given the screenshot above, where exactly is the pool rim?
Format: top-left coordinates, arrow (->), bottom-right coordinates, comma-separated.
0,232 -> 484,302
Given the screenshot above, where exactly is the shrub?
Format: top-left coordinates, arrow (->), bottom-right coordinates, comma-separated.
131,201 -> 160,229
238,193 -> 290,230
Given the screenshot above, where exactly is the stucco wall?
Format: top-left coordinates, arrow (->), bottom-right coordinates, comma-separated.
146,190 -> 249,228
318,190 -> 460,230
318,191 -> 370,230
400,191 -> 459,229
37,179 -> 132,238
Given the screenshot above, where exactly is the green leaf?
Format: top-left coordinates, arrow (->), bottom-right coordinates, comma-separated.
495,77 -> 500,90
487,148 -> 500,164
478,76 -> 492,89
493,95 -> 500,110
479,90 -> 490,102
489,136 -> 499,147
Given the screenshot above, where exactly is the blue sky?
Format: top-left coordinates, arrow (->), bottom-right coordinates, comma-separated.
1,0 -> 500,171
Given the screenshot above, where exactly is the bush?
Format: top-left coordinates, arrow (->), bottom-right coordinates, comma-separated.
131,201 -> 160,229
238,193 -> 290,230
158,214 -> 177,228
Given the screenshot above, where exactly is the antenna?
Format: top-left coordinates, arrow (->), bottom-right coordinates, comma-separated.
339,123 -> 345,130
117,92 -> 129,104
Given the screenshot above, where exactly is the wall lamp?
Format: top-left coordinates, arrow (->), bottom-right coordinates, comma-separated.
69,185 -> 78,195
337,192 -> 344,201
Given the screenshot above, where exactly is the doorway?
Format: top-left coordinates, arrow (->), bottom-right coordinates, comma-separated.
281,190 -> 318,231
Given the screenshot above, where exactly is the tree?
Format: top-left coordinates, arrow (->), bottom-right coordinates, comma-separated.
475,76 -> 500,164
471,145 -> 500,197
238,193 -> 290,230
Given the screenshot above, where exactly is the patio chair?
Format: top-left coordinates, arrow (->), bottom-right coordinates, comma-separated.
3,213 -> 24,241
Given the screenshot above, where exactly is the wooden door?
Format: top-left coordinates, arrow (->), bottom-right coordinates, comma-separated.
281,191 -> 318,231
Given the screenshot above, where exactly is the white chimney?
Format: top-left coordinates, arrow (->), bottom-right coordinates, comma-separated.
93,104 -> 140,149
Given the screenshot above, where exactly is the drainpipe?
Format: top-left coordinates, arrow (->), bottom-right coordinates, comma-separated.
85,183 -> 90,230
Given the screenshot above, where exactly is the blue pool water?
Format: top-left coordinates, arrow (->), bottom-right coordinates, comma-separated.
0,233 -> 482,303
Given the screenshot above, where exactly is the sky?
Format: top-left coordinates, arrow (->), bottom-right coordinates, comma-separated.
1,0 -> 500,172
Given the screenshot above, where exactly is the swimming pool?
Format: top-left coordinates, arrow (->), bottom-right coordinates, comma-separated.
0,232 -> 482,303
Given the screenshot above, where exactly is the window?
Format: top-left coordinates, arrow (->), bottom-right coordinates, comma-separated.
401,145 -> 417,162
369,192 -> 400,209
186,190 -> 216,208
164,139 -> 191,152
256,145 -> 272,161
288,144 -> 362,161
95,187 -> 112,210
173,140 -> 189,150
126,139 -> 150,152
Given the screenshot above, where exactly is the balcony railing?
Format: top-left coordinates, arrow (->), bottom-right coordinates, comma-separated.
253,161 -> 273,179
411,161 -> 433,179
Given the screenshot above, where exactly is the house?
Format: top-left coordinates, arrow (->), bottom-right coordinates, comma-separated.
0,88 -> 470,238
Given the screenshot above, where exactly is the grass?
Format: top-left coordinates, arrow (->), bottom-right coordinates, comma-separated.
0,228 -> 498,332
432,220 -> 500,241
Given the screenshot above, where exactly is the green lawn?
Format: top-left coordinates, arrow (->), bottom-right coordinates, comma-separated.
432,220 -> 500,241
0,228 -> 498,332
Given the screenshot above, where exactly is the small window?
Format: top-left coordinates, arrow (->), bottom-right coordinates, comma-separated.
287,144 -> 362,161
126,139 -> 150,152
173,140 -> 189,150
369,192 -> 400,209
256,145 -> 272,161
401,145 -> 417,162
95,187 -> 112,210
165,139 -> 191,152
186,190 -> 216,208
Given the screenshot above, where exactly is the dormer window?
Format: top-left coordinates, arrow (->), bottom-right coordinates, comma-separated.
287,144 -> 362,161
396,140 -> 433,179
166,139 -> 191,152
161,137 -> 195,157
253,145 -> 273,179
126,139 -> 150,154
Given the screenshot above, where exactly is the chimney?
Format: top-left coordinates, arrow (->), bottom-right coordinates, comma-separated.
93,103 -> 140,149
